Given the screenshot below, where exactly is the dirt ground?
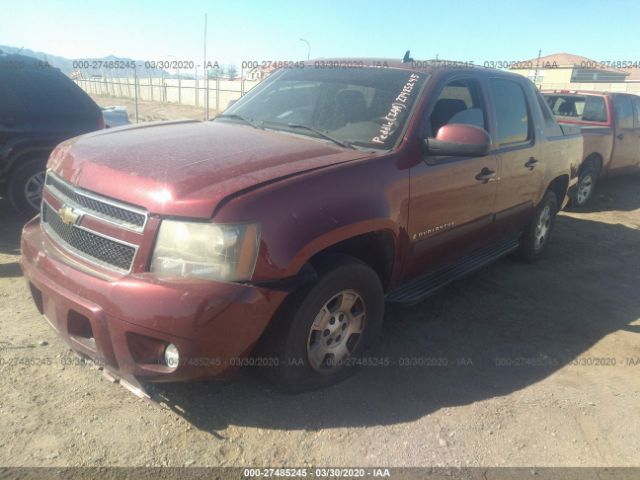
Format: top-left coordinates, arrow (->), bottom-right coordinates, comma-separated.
0,175 -> 639,468
89,94 -> 214,123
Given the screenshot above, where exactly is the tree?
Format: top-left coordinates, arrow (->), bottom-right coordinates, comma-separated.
207,66 -> 223,79
227,64 -> 238,80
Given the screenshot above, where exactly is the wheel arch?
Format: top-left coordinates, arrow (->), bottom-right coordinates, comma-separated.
282,223 -> 400,293
306,229 -> 397,292
581,152 -> 604,177
4,146 -> 52,179
546,174 -> 569,206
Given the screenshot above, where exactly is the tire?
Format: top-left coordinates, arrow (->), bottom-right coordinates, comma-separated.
570,165 -> 598,207
516,191 -> 558,263
7,157 -> 47,217
260,255 -> 384,393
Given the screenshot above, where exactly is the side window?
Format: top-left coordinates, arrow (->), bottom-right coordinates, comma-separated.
582,96 -> 608,122
3,68 -> 95,114
633,97 -> 640,128
0,75 -> 27,118
613,95 -> 634,129
489,78 -> 530,145
429,78 -> 487,136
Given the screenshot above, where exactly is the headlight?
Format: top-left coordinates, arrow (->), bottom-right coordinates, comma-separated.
150,220 -> 260,281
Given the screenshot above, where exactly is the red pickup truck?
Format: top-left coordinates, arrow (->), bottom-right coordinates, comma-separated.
21,60 -> 581,394
543,90 -> 640,206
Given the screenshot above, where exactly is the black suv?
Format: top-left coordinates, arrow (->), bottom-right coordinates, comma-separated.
0,52 -> 104,215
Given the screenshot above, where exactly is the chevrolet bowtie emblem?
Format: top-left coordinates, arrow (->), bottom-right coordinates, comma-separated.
58,205 -> 82,225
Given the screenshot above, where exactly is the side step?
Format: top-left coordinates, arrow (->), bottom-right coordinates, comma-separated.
386,237 -> 520,305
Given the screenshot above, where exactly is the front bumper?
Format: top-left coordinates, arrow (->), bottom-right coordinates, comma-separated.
20,218 -> 288,385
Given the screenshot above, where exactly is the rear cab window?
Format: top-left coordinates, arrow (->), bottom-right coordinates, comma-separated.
545,94 -> 608,123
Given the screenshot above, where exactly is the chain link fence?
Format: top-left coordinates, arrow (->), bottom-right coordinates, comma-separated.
74,75 -> 260,120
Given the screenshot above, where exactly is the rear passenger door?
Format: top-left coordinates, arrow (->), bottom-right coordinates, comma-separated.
610,94 -> 640,171
489,78 -> 545,234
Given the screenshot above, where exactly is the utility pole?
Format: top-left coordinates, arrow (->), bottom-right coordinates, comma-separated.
204,13 -> 209,120
534,49 -> 542,86
299,38 -> 310,60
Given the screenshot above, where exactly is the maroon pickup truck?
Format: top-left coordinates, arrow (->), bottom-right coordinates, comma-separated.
21,59 -> 581,394
543,90 -> 640,206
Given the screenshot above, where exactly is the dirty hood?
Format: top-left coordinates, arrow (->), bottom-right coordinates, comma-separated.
48,120 -> 371,218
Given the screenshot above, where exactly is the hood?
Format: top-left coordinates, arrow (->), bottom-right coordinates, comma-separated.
48,120 -> 371,218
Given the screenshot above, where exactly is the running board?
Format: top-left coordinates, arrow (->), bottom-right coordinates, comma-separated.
386,237 -> 520,305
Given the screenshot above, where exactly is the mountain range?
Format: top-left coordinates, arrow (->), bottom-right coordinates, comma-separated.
0,45 -> 170,77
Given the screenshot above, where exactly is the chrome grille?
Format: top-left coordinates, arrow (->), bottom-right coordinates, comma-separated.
42,202 -> 136,272
45,173 -> 147,231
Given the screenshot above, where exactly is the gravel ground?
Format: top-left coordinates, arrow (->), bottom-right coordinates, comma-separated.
90,94 -> 213,123
0,175 -> 639,468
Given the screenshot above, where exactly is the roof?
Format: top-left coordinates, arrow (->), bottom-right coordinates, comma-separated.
297,58 -> 523,78
511,52 -> 628,76
541,89 -> 612,96
0,52 -> 36,62
308,57 -> 473,70
623,68 -> 640,81
239,58 -> 524,87
0,51 -> 54,69
524,52 -> 594,67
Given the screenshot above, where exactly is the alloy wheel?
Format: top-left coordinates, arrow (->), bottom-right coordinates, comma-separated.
306,289 -> 366,373
24,171 -> 46,211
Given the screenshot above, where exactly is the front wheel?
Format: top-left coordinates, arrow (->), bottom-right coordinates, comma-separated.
261,256 -> 384,392
516,191 -> 558,263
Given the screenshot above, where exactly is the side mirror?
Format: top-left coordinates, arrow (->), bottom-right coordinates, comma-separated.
424,123 -> 491,158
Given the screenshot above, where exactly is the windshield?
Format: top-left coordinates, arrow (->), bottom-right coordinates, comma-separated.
544,94 -> 608,123
219,67 -> 429,149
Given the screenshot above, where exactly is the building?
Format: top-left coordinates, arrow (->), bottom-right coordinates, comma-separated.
509,52 -> 640,94
243,64 -> 278,82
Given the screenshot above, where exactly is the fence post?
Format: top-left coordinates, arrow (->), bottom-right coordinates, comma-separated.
215,77 -> 220,113
195,67 -> 199,107
134,68 -> 139,123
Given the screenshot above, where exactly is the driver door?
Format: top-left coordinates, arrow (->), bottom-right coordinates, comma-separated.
405,76 -> 498,280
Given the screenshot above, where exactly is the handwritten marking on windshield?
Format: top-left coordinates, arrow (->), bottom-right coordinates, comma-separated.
372,73 -> 421,145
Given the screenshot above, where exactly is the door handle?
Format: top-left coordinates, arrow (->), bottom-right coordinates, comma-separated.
525,157 -> 539,170
475,167 -> 497,183
617,133 -> 624,140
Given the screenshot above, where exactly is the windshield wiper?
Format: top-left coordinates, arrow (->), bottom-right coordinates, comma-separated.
285,123 -> 356,149
215,114 -> 263,129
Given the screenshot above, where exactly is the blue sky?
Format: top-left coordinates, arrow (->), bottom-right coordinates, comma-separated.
4,0 -> 640,68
